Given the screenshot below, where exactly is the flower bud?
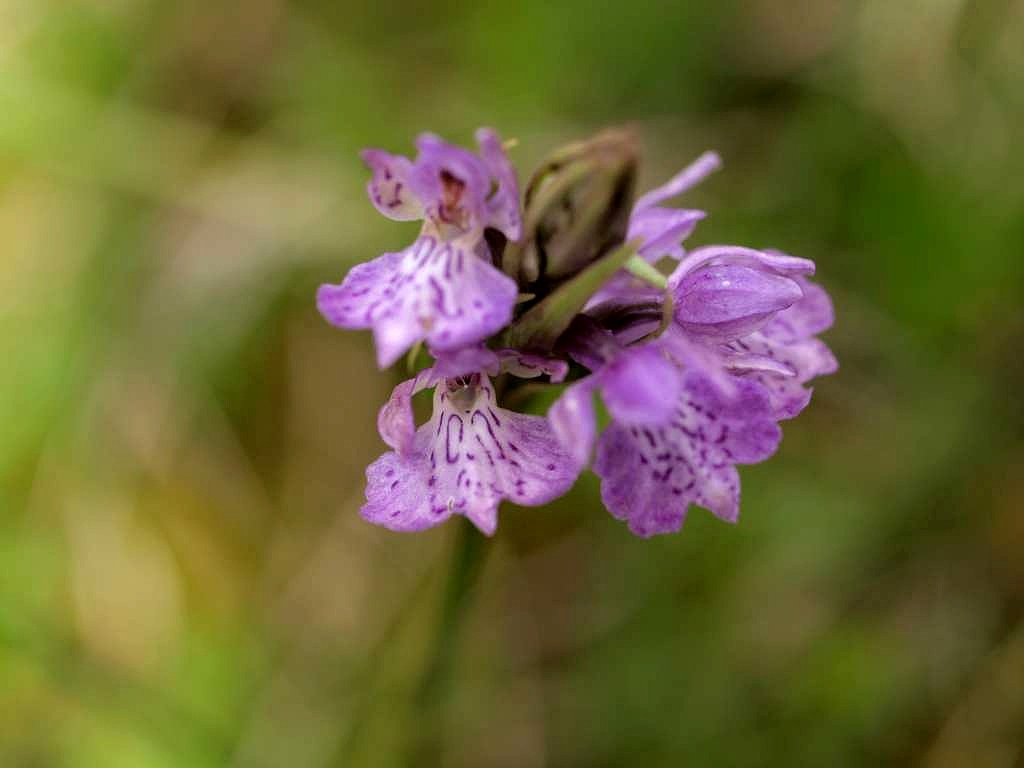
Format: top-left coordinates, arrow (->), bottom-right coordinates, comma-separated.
504,128 -> 638,288
672,264 -> 802,340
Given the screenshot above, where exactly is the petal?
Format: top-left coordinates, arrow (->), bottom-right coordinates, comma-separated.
318,235 -> 518,368
725,334 -> 837,419
721,353 -> 795,378
363,450 -> 454,532
593,422 -> 682,535
316,247 -> 404,332
683,372 -> 782,464
420,241 -> 518,353
668,245 -> 816,290
361,149 -> 424,221
632,151 -> 722,212
371,310 -> 424,370
597,345 -> 681,426
497,350 -> 569,383
377,368 -> 440,455
720,276 -> 837,419
589,154 -> 718,315
476,127 -> 522,241
411,134 -> 491,229
628,207 -> 706,261
761,248 -> 822,274
760,276 -> 835,342
673,264 -> 803,340
432,345 -> 500,379
593,372 -> 781,537
656,326 -> 738,399
548,378 -> 599,469
362,377 -> 578,534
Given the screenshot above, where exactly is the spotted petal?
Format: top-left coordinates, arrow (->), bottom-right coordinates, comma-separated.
411,133 -> 491,230
377,368 -> 441,455
722,277 -> 837,419
549,344 -> 681,468
594,372 -> 781,537
317,236 -> 518,368
362,149 -> 424,221
548,378 -> 599,469
362,376 -> 578,535
598,345 -> 681,425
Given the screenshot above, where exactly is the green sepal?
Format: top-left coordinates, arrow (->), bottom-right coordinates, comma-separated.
499,239 -> 640,352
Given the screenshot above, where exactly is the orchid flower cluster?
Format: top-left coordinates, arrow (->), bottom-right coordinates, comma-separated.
318,128 -> 836,538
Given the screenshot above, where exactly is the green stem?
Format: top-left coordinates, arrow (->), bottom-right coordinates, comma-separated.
624,254 -> 668,289
409,519 -> 488,764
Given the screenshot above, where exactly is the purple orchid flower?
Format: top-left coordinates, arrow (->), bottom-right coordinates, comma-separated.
316,128 -> 837,539
594,370 -> 783,536
551,245 -> 835,537
317,129 -> 522,368
548,317 -> 779,537
363,350 -> 577,536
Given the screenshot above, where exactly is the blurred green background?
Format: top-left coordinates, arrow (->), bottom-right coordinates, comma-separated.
2,0 -> 1023,766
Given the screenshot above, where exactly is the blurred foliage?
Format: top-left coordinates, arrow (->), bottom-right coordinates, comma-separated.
2,0 -> 1023,766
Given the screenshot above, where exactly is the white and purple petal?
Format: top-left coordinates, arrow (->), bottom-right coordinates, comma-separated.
361,149 -> 424,221
317,235 -> 518,368
548,378 -> 599,470
594,372 -> 781,537
362,376 -> 578,535
431,345 -> 501,379
721,277 -> 837,419
377,368 -> 441,455
724,334 -> 837,419
411,133 -> 491,231
548,343 -> 682,468
597,345 -> 681,425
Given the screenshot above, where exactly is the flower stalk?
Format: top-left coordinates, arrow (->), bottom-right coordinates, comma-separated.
408,520 -> 488,765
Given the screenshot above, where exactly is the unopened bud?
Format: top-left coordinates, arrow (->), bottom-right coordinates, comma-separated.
503,128 -> 638,288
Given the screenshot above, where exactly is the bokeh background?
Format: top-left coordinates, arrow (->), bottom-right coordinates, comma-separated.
2,0 -> 1023,766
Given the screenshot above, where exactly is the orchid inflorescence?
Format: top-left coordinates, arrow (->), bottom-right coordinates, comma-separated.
317,128 -> 836,538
